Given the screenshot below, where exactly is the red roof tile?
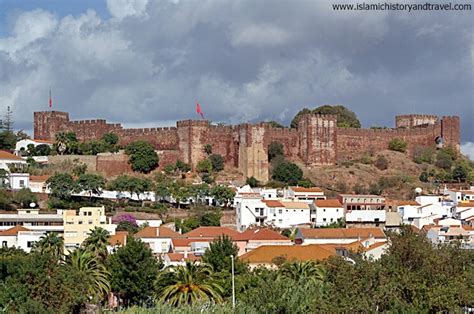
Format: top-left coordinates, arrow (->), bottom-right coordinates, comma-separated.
0,225 -> 30,236
299,228 -> 386,239
135,226 -> 182,239
235,228 -> 290,241
183,227 -> 240,239
314,199 -> 343,208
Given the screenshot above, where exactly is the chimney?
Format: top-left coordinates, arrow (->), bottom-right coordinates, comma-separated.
184,251 -> 188,259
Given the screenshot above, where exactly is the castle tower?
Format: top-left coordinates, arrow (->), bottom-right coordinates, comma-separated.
237,124 -> 268,182
298,114 -> 337,165
176,120 -> 210,169
440,116 -> 460,151
34,111 -> 71,140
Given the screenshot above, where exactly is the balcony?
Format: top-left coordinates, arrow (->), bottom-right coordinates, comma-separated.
346,210 -> 386,222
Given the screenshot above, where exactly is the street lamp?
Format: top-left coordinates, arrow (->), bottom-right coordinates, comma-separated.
230,254 -> 235,308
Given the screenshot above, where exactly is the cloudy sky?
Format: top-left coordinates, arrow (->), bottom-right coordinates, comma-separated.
0,0 -> 472,156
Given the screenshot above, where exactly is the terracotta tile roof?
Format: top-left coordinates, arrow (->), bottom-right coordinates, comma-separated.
172,238 -> 210,247
33,139 -> 54,144
166,253 -> 201,262
465,215 -> 474,221
290,186 -> 323,193
108,231 -> 128,246
135,226 -> 182,239
299,228 -> 386,239
30,175 -> 51,182
240,244 -> 336,264
183,227 -> 241,239
365,242 -> 387,251
0,225 -> 30,236
314,199 -> 343,208
262,200 -> 284,207
235,228 -> 290,241
0,150 -> 25,161
280,201 -> 309,209
457,202 -> 474,208
396,200 -> 421,206
410,225 -> 421,234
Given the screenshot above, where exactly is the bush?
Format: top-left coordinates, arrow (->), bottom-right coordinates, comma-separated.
359,153 -> 372,165
435,150 -> 453,170
272,161 -> 303,185
196,159 -> 212,173
374,155 -> 389,170
413,147 -> 434,164
297,178 -> 313,188
209,154 -> 224,172
125,141 -> 159,173
388,138 -> 407,153
246,176 -> 259,187
14,188 -> 38,208
268,141 -> 284,161
353,183 -> 367,194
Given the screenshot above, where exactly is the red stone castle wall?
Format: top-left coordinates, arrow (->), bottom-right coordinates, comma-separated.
34,111 -> 461,181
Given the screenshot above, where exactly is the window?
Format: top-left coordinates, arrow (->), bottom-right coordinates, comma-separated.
330,218 -> 334,222
88,220 -> 93,224
323,208 -> 326,212
27,241 -> 36,248
78,221 -> 83,225
278,209 -> 282,214
19,180 -> 25,187
278,219 -> 283,224
323,218 -> 327,222
2,241 -> 7,247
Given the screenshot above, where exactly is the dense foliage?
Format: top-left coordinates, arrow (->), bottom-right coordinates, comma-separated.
0,228 -> 472,312
388,138 -> 408,153
291,105 -> 361,128
125,141 -> 159,173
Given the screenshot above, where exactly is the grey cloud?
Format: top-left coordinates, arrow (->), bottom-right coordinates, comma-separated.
0,0 -> 472,144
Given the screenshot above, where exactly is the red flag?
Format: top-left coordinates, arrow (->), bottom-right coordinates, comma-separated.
49,89 -> 52,108
196,103 -> 204,119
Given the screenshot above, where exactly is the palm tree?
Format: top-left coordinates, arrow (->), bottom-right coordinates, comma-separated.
65,249 -> 111,302
34,232 -> 64,261
156,261 -> 224,306
278,260 -> 326,283
82,227 -> 110,261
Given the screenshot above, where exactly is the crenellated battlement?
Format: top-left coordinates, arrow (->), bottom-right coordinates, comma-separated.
33,110 -> 460,182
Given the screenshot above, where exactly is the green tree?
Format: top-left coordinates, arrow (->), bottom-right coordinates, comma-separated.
436,149 -> 454,170
77,173 -> 105,198
210,185 -> 236,206
64,249 -> 111,303
209,154 -> 224,172
101,132 -> 119,146
388,138 -> 407,153
0,130 -> 18,150
116,221 -> 139,234
268,141 -> 284,161
196,159 -> 212,173
278,261 -> 325,284
290,108 -> 311,128
169,180 -> 192,208
55,132 -> 79,154
125,141 -> 159,173
272,161 -> 303,185
34,232 -> 64,261
313,105 -> 361,128
46,173 -> 78,200
156,261 -> 224,306
82,227 -> 110,262
107,175 -> 153,200
266,121 -> 285,128
202,235 -> 246,274
199,211 -> 221,227
108,237 -> 159,306
13,188 -> 38,208
246,176 -> 259,187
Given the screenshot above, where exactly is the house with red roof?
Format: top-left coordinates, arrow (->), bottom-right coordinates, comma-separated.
134,225 -> 183,254
0,226 -> 46,253
310,199 -> 344,227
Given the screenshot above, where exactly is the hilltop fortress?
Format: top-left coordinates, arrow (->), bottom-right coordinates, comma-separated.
34,111 -> 460,181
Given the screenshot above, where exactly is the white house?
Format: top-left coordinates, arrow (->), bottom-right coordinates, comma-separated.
426,225 -> 471,244
0,226 -> 45,253
236,195 -> 311,231
0,208 -> 63,232
454,203 -> 474,221
443,187 -> 474,205
0,150 -> 27,172
7,173 -> 29,190
134,226 -> 182,254
284,186 -> 326,203
310,199 -> 344,227
15,139 -> 53,156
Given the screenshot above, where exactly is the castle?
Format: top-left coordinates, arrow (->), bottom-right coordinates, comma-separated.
34,111 -> 460,181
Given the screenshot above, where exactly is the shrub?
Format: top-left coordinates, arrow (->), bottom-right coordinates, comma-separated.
359,153 -> 372,164
388,138 -> 407,153
268,141 -> 284,161
209,154 -> 224,172
196,159 -> 212,173
297,178 -> 313,188
374,155 -> 389,170
413,147 -> 434,164
272,161 -> 303,185
125,141 -> 159,173
246,176 -> 259,187
435,150 -> 453,170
